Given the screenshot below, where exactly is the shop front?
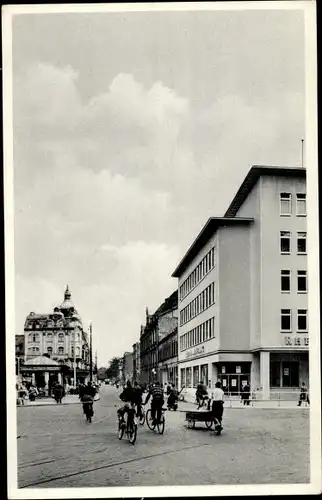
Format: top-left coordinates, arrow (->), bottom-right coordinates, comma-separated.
251,349 -> 309,400
179,352 -> 253,402
217,362 -> 251,395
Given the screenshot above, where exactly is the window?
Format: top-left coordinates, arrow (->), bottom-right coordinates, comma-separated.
200,364 -> 208,386
282,361 -> 299,387
76,346 -> 80,356
280,231 -> 291,254
297,232 -> 307,254
296,193 -> 306,216
193,366 -> 199,387
270,361 -> 281,387
58,346 -> 64,355
297,270 -> 307,293
297,309 -> 307,332
280,193 -> 291,216
281,270 -> 291,292
47,346 -> 53,355
281,309 -> 291,331
180,369 -> 186,388
186,367 -> 192,387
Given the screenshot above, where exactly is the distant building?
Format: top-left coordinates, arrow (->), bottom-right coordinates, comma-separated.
15,334 -> 25,383
122,351 -> 133,383
132,342 -> 140,382
172,165 -> 308,402
20,285 -> 90,391
140,291 -> 178,385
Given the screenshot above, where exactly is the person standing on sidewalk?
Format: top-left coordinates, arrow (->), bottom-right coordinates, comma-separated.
298,382 -> 310,406
210,381 -> 225,433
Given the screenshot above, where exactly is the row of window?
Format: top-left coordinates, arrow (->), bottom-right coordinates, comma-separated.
28,332 -> 81,343
27,346 -> 82,355
180,283 -> 215,326
179,247 -> 215,301
280,193 -> 306,217
281,309 -> 308,332
180,364 -> 209,388
159,340 -> 178,362
280,231 -> 306,254
281,270 -> 307,293
180,317 -> 215,352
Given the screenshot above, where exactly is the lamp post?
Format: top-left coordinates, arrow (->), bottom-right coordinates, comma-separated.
89,322 -> 93,383
73,329 -> 76,388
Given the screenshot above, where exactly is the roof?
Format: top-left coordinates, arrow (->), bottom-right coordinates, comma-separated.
172,217 -> 253,278
225,165 -> 306,218
24,355 -> 60,367
154,290 -> 178,316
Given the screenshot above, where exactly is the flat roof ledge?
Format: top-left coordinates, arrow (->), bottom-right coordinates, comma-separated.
171,217 -> 253,278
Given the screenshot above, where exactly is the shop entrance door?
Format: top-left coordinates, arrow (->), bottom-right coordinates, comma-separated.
219,374 -> 250,396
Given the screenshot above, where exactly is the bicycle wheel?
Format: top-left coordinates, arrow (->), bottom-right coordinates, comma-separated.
187,418 -> 195,429
146,409 -> 155,430
118,419 -> 125,440
128,421 -> 137,445
157,414 -> 165,435
139,410 -> 145,426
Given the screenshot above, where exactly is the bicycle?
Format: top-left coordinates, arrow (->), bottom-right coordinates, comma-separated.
137,404 -> 145,426
117,403 -> 137,445
146,405 -> 166,434
83,401 -> 94,423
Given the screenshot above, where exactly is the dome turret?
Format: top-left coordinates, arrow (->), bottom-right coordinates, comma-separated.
60,285 -> 75,316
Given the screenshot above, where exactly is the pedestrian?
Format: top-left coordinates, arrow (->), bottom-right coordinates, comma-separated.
298,382 -> 310,406
241,382 -> 251,406
210,381 -> 225,434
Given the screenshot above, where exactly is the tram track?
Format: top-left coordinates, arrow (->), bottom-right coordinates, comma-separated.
20,441 -> 212,488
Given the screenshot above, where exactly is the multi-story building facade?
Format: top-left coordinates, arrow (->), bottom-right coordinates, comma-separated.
122,351 -> 134,383
15,334 -> 25,383
140,291 -> 178,385
20,285 -> 90,390
132,342 -> 141,382
172,166 -> 307,401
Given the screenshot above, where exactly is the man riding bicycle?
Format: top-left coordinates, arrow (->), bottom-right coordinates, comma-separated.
81,381 -> 96,415
117,380 -> 137,423
144,380 -> 164,425
196,381 -> 209,408
133,381 -> 144,419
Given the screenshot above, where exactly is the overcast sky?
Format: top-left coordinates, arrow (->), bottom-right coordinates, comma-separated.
12,7 -> 305,367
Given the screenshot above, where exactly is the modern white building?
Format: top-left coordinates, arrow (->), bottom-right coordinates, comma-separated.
172,166 -> 307,401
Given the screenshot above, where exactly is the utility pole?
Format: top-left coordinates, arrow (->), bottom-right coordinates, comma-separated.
89,322 -> 93,383
73,329 -> 76,388
95,350 -> 98,382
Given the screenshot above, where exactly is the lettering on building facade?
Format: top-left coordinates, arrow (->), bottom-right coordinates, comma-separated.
284,336 -> 309,347
185,345 -> 205,359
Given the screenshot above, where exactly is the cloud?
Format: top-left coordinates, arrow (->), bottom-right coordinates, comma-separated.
13,60 -> 304,362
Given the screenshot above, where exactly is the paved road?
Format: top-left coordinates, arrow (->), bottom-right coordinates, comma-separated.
17,385 -> 310,488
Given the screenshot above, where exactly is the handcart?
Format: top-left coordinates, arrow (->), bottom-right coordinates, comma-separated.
185,410 -> 214,430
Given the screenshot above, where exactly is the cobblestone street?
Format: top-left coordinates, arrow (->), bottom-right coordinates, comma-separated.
17,385 -> 310,488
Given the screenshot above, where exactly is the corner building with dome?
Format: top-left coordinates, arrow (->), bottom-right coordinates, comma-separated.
20,285 -> 90,390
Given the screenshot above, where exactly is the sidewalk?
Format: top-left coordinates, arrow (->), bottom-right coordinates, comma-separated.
19,394 -> 83,407
178,399 -> 309,411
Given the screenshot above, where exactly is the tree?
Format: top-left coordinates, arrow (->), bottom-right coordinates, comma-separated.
105,357 -> 121,380
97,367 -> 107,381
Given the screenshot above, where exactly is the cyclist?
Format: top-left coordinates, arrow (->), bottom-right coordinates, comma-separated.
81,382 -> 96,415
133,381 -> 144,419
144,380 -> 164,425
196,380 -> 208,409
117,380 -> 136,424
